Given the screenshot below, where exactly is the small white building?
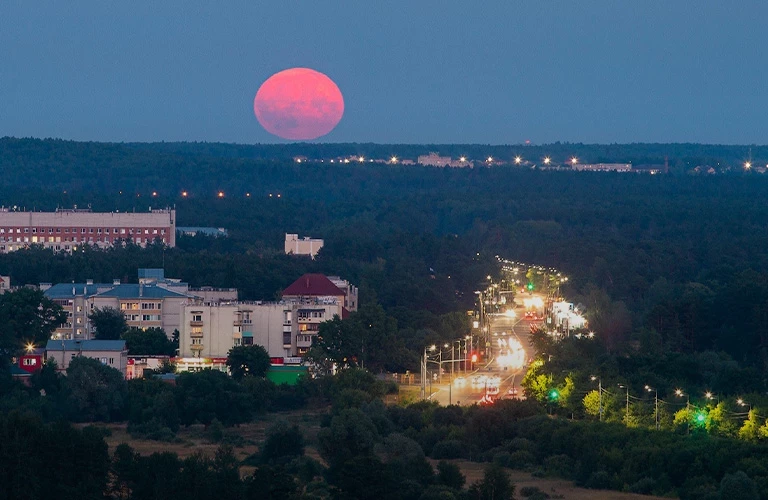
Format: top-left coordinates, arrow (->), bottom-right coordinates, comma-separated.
285,233 -> 324,259
45,339 -> 129,377
572,163 -> 632,172
418,153 -> 452,167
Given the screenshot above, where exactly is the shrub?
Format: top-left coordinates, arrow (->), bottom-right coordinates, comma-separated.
431,439 -> 464,459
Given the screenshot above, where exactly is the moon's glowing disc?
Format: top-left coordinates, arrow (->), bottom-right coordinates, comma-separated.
253,67 -> 344,140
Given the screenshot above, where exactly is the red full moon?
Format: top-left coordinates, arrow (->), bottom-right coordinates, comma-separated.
253,68 -> 344,140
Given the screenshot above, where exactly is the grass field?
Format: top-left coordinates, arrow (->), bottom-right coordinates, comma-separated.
94,411 -> 673,499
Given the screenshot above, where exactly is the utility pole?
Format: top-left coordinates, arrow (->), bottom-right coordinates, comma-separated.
599,379 -> 603,422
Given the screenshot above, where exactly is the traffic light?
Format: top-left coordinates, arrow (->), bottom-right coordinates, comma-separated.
548,389 -> 560,401
695,412 -> 707,424
526,282 -> 534,291
471,353 -> 478,363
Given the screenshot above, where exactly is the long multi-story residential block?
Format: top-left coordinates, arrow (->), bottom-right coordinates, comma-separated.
176,273 -> 356,371
0,207 -> 175,252
42,269 -> 236,340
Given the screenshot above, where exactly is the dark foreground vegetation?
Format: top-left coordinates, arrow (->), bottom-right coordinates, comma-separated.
3,365 -> 768,500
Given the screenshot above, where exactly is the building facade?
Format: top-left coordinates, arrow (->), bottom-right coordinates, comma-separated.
43,269 -> 236,340
0,208 -> 176,253
177,300 -> 345,368
285,233 -> 324,259
45,339 -> 129,377
572,163 -> 632,172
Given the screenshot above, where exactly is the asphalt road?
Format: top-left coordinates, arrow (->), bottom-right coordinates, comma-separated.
428,298 -> 544,406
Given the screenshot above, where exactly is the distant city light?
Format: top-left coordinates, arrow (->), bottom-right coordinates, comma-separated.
390,156 -> 398,163
515,156 -> 522,164
181,191 -> 188,197
544,157 -> 551,165
218,191 -> 224,198
358,156 -> 365,162
745,161 -> 752,169
487,156 -> 493,163
460,156 -> 467,162
571,157 -> 578,164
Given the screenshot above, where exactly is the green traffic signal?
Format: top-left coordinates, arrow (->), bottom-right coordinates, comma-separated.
527,283 -> 534,291
549,389 -> 560,401
695,412 -> 706,424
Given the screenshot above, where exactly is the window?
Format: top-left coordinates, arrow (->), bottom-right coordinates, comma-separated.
81,228 -> 86,234
97,228 -> 102,234
233,338 -> 241,347
192,314 -> 202,322
24,228 -> 29,233
48,228 -> 53,234
153,229 -> 157,234
191,338 -> 202,345
120,229 -> 126,234
243,337 -> 253,346
56,228 -> 61,233
191,326 -> 203,336
23,358 -> 37,366
31,228 -> 36,233
142,314 -> 161,321
109,358 -> 114,364
100,357 -> 107,364
89,228 -> 94,234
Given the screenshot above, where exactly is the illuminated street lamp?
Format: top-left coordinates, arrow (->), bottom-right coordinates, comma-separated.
618,384 -> 630,426
460,156 -> 467,162
590,375 -> 603,421
25,342 -> 35,353
486,156 -> 493,163
543,157 -> 551,165
745,161 -> 752,170
571,157 -> 578,165
514,156 -> 522,164
645,385 -> 659,430
390,156 -> 398,164
737,398 -> 751,411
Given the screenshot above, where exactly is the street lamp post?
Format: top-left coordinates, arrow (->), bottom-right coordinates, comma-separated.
421,345 -> 436,401
591,376 -> 602,421
675,389 -> 690,435
645,385 -> 659,430
618,384 -> 630,426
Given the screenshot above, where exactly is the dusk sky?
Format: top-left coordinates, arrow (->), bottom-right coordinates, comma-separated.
2,1 -> 767,145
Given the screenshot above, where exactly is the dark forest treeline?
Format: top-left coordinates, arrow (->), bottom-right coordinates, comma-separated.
4,139 -> 768,374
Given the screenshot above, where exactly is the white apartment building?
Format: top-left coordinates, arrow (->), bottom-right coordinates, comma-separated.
328,276 -> 359,312
177,300 -> 345,369
285,233 -> 324,259
0,208 -> 176,253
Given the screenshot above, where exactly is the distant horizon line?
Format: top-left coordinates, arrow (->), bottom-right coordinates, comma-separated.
2,136 -> 767,148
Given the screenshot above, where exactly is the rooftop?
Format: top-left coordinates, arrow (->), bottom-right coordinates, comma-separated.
45,339 -> 127,351
283,273 -> 347,297
44,282 -> 114,298
94,283 -> 189,299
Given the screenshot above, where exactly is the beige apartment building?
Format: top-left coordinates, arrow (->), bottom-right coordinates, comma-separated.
177,300 -> 344,365
0,207 -> 176,252
285,233 -> 324,259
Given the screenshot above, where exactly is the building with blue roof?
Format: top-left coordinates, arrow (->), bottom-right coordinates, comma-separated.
43,269 -> 239,341
45,339 -> 128,376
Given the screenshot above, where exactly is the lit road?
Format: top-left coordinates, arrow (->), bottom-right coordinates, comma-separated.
427,295 -> 545,406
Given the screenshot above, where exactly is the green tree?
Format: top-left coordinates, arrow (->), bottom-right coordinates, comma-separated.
65,356 -> 128,422
738,409 -> 762,441
468,463 -> 515,500
122,327 -> 176,355
0,288 -> 66,365
90,306 -> 128,340
260,420 -> 305,464
719,471 -> 759,500
226,345 -> 270,379
583,390 -> 602,418
436,460 -> 466,490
